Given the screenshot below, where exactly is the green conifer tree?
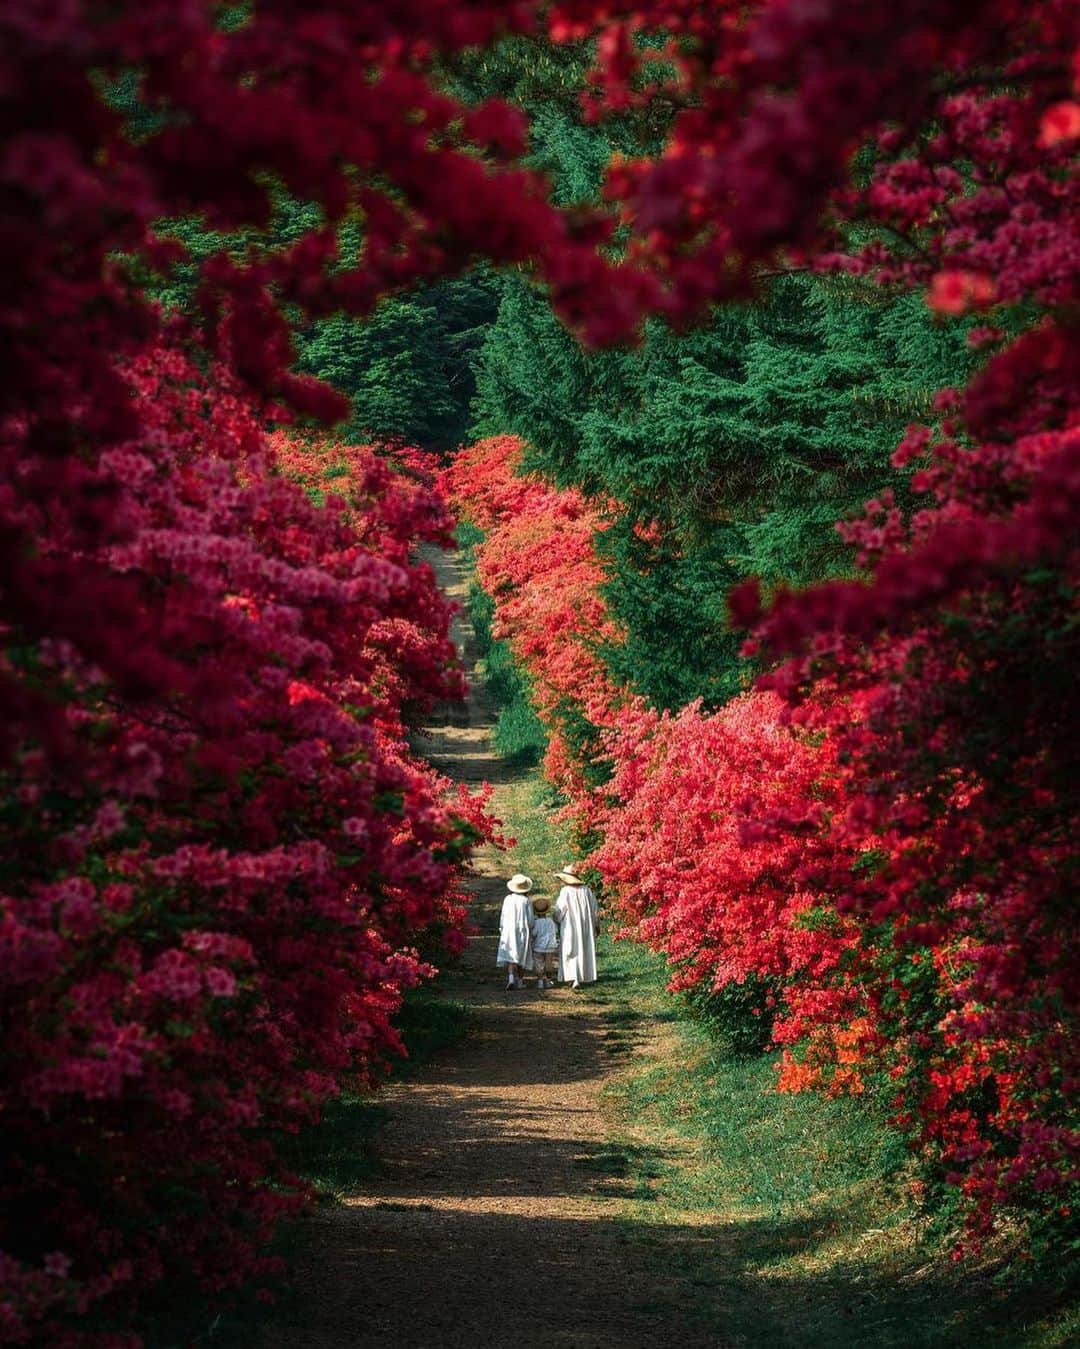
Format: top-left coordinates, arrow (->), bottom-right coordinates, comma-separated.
472,275 -> 978,707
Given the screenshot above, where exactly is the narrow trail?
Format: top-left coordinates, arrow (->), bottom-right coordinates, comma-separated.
258,548 -> 725,1349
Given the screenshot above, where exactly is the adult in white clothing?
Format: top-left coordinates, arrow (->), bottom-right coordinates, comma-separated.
553,866 -> 599,988
497,873 -> 534,990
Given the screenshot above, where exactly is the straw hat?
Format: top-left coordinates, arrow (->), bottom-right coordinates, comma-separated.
507,873 -> 533,893
531,896 -> 551,914
553,865 -> 585,886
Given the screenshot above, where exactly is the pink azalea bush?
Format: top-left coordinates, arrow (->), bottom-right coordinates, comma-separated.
0,349 -> 491,1345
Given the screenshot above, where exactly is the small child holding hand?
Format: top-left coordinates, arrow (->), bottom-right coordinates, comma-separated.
530,897 -> 558,990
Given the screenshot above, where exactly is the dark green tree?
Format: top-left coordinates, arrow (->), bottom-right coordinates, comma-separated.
136,35 -> 663,455
148,198 -> 501,452
472,274 -> 978,707
294,273 -> 501,451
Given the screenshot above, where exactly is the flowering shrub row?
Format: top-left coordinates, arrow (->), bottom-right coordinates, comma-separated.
0,348 -> 492,1347
442,0 -> 1078,1261
442,436 -> 625,822
447,423 -> 1077,1257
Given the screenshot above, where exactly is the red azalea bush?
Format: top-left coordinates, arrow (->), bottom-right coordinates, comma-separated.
444,0 -> 1079,1259
738,406 -> 1080,1253
591,693 -> 875,1071
0,347 -> 493,1346
555,0 -> 1079,320
443,437 -> 625,822
449,397 -> 1078,1250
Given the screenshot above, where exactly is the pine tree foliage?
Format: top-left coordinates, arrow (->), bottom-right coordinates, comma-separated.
149,198 -> 500,452
472,274 -> 979,707
441,36 -> 669,206
296,275 -> 502,451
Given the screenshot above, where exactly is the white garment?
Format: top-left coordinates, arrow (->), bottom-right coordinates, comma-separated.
531,915 -> 558,953
554,884 -> 599,985
496,892 -> 533,968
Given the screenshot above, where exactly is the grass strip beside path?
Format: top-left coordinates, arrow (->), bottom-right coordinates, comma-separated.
580,923 -> 1078,1348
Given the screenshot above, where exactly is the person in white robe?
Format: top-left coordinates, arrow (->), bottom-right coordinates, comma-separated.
553,866 -> 599,988
496,873 -> 534,990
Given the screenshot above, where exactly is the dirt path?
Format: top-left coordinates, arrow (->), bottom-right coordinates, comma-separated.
257,549 -> 726,1349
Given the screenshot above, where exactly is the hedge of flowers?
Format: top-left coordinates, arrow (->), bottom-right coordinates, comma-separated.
447,417 -> 1078,1258
442,0 -> 1078,1263
0,348 -> 493,1346
443,435 -> 625,820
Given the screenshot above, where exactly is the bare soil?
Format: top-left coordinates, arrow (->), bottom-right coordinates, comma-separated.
255,549 -> 727,1348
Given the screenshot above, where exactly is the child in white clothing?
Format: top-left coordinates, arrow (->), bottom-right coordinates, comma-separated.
530,897 -> 558,989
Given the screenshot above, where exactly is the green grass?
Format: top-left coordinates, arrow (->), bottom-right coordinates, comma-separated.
489,772 -> 573,888
579,930 -> 1079,1349
473,595 -> 546,766
394,986 -> 472,1078
492,684 -> 546,764
454,519 -> 484,553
